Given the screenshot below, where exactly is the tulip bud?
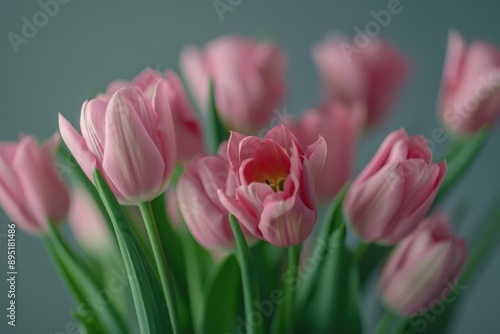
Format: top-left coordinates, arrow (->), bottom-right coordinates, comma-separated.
218,125 -> 327,247
0,134 -> 70,234
344,129 -> 447,244
59,86 -> 176,204
98,68 -> 204,163
439,30 -> 500,135
180,35 -> 287,134
287,102 -> 365,201
379,214 -> 467,315
312,34 -> 409,126
69,188 -> 112,253
176,146 -> 238,249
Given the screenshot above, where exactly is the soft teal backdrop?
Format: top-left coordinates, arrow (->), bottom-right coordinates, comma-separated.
1,0 -> 499,333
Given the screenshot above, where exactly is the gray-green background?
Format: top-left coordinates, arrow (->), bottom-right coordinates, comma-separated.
1,0 -> 499,333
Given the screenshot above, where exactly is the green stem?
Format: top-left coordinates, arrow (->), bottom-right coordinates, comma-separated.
207,79 -> 230,153
372,311 -> 394,334
229,214 -> 263,334
273,245 -> 301,334
433,128 -> 489,206
139,202 -> 181,334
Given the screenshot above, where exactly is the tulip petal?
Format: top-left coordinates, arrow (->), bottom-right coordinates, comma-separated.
259,196 -> 316,247
218,189 -> 261,238
103,90 -> 165,202
59,113 -> 97,180
264,125 -> 303,156
304,135 -> 327,188
152,80 -> 177,185
80,99 -> 107,161
355,128 -> 408,184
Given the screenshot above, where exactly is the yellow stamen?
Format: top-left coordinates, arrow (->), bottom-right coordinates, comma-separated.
265,177 -> 286,192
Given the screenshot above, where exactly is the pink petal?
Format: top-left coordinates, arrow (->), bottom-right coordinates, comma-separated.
103,90 -> 166,203
59,114 -> 97,181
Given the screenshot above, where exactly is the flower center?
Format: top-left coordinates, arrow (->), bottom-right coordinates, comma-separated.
265,177 -> 285,192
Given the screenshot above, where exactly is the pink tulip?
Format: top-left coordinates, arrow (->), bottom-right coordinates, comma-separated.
59,86 -> 176,204
439,30 -> 500,135
181,36 -> 287,133
69,187 -> 112,252
0,134 -> 69,234
344,129 -> 447,244
218,125 -> 327,247
287,102 -> 365,201
312,34 -> 409,126
98,69 -> 205,163
176,144 -> 238,249
379,214 -> 467,315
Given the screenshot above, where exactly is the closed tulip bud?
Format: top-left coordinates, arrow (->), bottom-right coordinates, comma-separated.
98,68 -> 204,163
0,134 -> 70,234
287,102 -> 365,201
176,145 -> 238,249
344,129 -> 447,244
439,30 -> 500,135
379,214 -> 467,315
313,34 -> 409,126
218,125 -> 327,247
181,35 -> 287,133
59,86 -> 176,204
69,188 -> 112,253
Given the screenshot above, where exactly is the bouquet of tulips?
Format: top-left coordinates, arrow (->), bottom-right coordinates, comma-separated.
2,30 -> 500,334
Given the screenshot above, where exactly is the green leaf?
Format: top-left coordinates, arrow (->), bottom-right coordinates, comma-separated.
251,241 -> 285,331
200,254 -> 243,333
93,170 -> 171,334
182,231 -> 214,334
434,128 -> 489,205
297,183 -> 349,308
72,310 -> 106,334
303,225 -> 362,334
151,193 -> 195,332
56,143 -> 117,247
358,243 -> 392,287
45,222 -> 129,334
229,214 -> 264,334
207,79 -> 230,153
43,237 -> 106,333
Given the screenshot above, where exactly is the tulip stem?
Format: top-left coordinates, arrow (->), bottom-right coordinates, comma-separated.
271,244 -> 302,334
139,202 -> 181,334
282,245 -> 301,333
372,311 -> 394,334
229,214 -> 263,334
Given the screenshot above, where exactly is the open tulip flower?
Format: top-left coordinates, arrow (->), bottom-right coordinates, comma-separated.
217,125 -> 327,247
